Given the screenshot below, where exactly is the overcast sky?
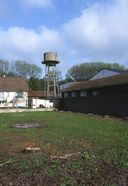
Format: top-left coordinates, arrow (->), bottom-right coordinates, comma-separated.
0,0 -> 128,76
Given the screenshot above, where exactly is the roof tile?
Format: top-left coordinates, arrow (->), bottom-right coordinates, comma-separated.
0,77 -> 29,91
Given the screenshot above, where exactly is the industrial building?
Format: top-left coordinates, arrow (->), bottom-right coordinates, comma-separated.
56,73 -> 128,117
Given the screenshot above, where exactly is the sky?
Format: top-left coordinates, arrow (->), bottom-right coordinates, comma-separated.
0,0 -> 128,77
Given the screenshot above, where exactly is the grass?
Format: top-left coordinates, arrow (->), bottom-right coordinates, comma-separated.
0,111 -> 128,185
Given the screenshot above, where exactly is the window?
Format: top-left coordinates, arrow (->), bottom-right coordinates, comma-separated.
71,91 -> 77,97
92,90 -> 98,96
80,90 -> 87,97
0,92 -> 3,98
64,92 -> 68,98
16,91 -> 23,98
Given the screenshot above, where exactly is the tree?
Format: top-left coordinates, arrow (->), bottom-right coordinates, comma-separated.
28,64 -> 42,79
0,59 -> 9,76
12,60 -> 42,78
66,62 -> 126,81
29,77 -> 45,91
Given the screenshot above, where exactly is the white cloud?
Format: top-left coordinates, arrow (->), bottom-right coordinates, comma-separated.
63,0 -> 128,66
20,0 -> 53,8
1,0 -> 128,77
0,26 -> 65,70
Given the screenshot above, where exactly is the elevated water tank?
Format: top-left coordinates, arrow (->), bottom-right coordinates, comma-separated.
42,52 -> 60,66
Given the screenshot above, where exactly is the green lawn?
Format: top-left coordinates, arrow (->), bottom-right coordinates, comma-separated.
0,111 -> 128,185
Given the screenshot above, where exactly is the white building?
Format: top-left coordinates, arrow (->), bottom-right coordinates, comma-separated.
0,77 -> 29,108
28,91 -> 53,108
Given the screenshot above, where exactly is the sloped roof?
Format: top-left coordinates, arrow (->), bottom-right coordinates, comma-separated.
89,68 -> 128,80
0,77 -> 29,91
28,91 -> 46,97
59,82 -> 75,91
63,73 -> 128,92
95,68 -> 128,74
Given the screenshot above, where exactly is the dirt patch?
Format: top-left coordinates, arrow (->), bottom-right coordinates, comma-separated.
0,154 -> 127,186
0,130 -> 42,160
15,123 -> 41,129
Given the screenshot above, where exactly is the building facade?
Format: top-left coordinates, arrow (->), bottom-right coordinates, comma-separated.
56,73 -> 128,117
0,77 -> 29,108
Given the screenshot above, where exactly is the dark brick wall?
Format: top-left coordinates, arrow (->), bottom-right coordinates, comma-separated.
55,95 -> 128,117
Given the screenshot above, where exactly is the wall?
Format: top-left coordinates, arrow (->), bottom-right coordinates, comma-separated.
56,84 -> 128,117
31,98 -> 53,108
0,92 -> 28,108
55,95 -> 128,117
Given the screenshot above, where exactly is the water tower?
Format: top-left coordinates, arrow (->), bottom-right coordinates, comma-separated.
42,52 -> 60,97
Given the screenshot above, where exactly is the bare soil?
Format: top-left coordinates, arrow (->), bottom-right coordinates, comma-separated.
0,154 -> 127,186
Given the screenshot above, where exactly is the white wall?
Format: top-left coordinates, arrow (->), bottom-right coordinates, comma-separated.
31,99 -> 53,108
0,92 -> 28,108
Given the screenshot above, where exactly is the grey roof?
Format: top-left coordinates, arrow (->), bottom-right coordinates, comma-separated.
59,82 -> 75,91
63,73 -> 128,92
93,68 -> 128,76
